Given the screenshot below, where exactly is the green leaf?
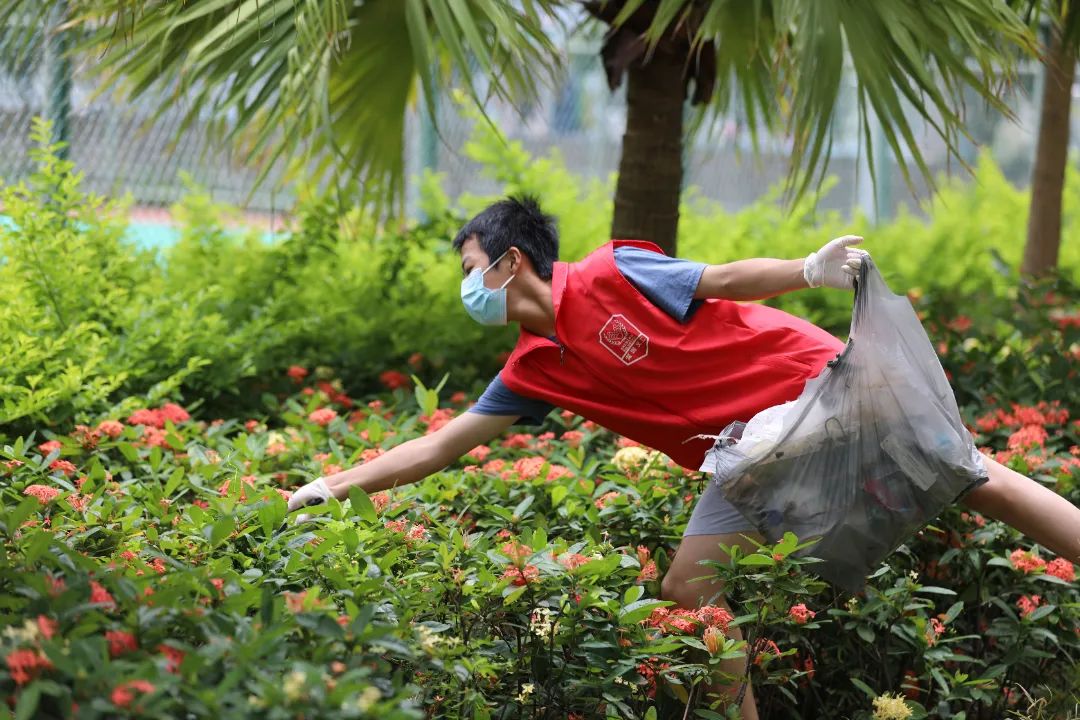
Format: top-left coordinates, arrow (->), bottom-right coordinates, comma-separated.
850,677 -> 878,699
577,554 -> 621,578
148,445 -> 163,471
365,417 -> 383,444
737,554 -> 776,566
916,586 -> 958,596
503,585 -> 527,605
258,500 -> 286,538
776,531 -> 798,555
679,636 -> 708,651
14,681 -> 41,720
294,612 -> 346,640
856,625 -> 876,643
118,442 -> 141,464
1025,604 -> 1056,622
550,484 -> 568,506
348,486 -> 377,524
23,531 -> 52,565
512,494 -> 534,519
209,516 -> 236,548
619,599 -> 669,625
6,497 -> 39,537
163,467 -> 185,496
260,585 -> 276,626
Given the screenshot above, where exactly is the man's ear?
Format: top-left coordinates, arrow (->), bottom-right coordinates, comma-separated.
508,246 -> 523,273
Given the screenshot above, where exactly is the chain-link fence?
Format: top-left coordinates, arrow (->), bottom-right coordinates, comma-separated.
0,13 -> 1066,225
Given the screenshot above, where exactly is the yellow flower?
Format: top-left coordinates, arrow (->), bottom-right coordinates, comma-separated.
613,446 -> 650,473
872,692 -> 913,720
283,671 -> 307,702
343,687 -> 381,713
416,624 -> 440,654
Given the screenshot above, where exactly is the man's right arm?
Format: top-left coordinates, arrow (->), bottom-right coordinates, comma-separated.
288,411 -> 517,511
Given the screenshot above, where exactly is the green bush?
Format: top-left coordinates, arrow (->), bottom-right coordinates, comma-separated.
3,111 -> 1078,447
1,358 -> 1077,719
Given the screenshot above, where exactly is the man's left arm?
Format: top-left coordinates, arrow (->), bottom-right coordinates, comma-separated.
694,235 -> 867,302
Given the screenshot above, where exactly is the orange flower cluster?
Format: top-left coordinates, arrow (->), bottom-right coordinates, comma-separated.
127,403 -> 190,428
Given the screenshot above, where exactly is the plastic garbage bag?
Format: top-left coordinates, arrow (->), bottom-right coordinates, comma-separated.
698,257 -> 989,592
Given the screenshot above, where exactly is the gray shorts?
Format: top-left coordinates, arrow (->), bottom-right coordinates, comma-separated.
684,480 -> 757,537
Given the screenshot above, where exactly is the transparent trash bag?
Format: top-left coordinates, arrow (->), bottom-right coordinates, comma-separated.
698,257 -> 989,592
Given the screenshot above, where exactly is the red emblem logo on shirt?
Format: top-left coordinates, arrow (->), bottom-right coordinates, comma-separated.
599,314 -> 649,365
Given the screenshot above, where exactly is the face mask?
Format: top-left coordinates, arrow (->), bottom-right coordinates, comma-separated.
461,250 -> 515,325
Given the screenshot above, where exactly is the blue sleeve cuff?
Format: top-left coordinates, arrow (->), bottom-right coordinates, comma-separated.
468,373 -> 555,426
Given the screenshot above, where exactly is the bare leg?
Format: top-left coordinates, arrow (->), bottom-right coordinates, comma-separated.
961,454 -> 1080,562
661,532 -> 764,720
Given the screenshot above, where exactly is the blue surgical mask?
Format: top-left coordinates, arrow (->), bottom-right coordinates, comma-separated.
461,250 -> 515,325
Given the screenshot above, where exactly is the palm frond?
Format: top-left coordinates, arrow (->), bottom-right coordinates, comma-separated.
619,0 -> 1037,207
11,0 -> 563,217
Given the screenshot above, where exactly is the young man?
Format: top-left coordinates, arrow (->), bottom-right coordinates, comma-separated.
289,196 -> 1080,718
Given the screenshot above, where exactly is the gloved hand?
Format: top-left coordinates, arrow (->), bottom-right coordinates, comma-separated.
287,477 -> 332,523
803,235 -> 869,290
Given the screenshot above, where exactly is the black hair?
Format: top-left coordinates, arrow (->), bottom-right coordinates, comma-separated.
452,195 -> 559,280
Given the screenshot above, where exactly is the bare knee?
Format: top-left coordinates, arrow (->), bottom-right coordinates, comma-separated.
660,571 -> 724,610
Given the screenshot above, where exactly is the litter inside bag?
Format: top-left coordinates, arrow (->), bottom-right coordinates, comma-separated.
698,258 -> 989,593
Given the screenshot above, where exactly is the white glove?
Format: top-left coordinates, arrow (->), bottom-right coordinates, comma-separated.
803,235 -> 869,290
287,477 -> 332,523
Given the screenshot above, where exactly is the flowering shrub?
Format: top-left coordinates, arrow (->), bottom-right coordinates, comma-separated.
2,115 -> 1078,719
1,359 -> 1077,719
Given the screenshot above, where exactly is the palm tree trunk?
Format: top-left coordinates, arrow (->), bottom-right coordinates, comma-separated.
611,50 -> 686,256
1023,24 -> 1077,278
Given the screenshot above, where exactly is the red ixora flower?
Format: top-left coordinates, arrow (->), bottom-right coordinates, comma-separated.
501,541 -> 532,564
502,565 -> 540,586
111,679 -> 155,708
1007,424 -> 1048,450
751,638 -> 782,665
49,459 -> 77,477
926,617 -> 946,646
643,607 -> 700,635
307,407 -> 338,426
1017,594 -> 1042,618
24,484 -> 60,504
560,430 -> 584,447
90,581 -> 116,611
284,589 -> 324,613
1046,558 -> 1075,582
636,560 -> 658,583
557,553 -> 590,570
379,370 -> 410,390
127,403 -> 190,429
38,440 -> 62,454
106,630 -> 138,658
158,644 -> 185,674
97,420 -> 125,439
1010,548 -> 1048,574
696,605 -> 734,632
5,648 -> 53,685
36,615 -> 58,641
287,365 -> 309,383
789,603 -> 816,625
